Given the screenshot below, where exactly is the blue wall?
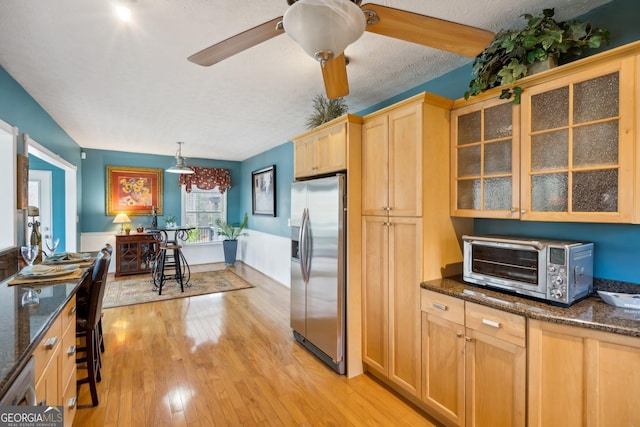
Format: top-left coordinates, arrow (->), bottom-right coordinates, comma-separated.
29,156 -> 67,251
239,142 -> 293,237
80,148 -> 241,233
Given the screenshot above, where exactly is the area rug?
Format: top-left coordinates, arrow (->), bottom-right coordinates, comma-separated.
103,269 -> 254,308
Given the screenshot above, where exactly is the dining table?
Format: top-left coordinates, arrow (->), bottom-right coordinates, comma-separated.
0,252 -> 98,402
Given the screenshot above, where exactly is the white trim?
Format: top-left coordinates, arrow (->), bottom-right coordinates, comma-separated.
0,119 -> 17,251
26,134 -> 78,251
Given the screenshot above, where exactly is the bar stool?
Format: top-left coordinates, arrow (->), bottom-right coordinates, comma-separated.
153,241 -> 190,295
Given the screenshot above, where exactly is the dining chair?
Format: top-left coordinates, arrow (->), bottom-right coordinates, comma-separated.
76,249 -> 111,407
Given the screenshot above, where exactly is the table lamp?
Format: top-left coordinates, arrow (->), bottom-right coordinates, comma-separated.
113,213 -> 131,234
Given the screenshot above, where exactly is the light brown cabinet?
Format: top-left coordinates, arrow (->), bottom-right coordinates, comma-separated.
361,92 -> 472,400
292,114 -> 362,179
362,215 -> 423,397
362,102 -> 423,217
34,296 -> 77,426
451,97 -> 520,218
421,290 -> 526,427
528,319 -> 640,427
451,42 -> 640,222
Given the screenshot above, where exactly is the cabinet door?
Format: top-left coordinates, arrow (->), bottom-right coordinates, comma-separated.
451,98 -> 520,218
35,345 -> 60,406
294,135 -> 317,178
316,124 -> 346,174
465,327 -> 526,427
388,103 -> 423,217
362,115 -> 389,216
422,312 -> 465,426
361,215 -> 388,373
520,58 -> 635,222
388,217 -> 422,396
528,319 -> 640,427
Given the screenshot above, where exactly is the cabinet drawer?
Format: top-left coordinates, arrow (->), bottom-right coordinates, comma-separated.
61,317 -> 77,382
62,366 -> 77,427
60,296 -> 76,334
421,289 -> 464,325
33,315 -> 62,378
465,302 -> 525,347
117,234 -> 154,243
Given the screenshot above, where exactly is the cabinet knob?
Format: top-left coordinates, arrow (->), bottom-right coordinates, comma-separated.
68,396 -> 78,410
465,337 -> 472,342
44,336 -> 58,350
67,345 -> 76,356
510,207 -> 516,213
520,209 -> 526,214
456,332 -> 463,338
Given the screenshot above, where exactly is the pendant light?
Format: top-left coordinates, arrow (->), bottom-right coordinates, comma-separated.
283,0 -> 366,66
166,141 -> 194,174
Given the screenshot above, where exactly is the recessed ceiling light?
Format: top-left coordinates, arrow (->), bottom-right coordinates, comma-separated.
115,5 -> 132,22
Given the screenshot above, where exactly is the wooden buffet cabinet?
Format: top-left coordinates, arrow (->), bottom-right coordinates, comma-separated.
115,233 -> 158,277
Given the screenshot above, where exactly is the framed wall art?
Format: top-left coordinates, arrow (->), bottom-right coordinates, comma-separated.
252,165 -> 276,216
106,165 -> 163,216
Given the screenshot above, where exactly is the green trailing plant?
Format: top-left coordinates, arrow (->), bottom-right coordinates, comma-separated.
163,215 -> 177,225
465,8 -> 610,104
305,94 -> 348,129
215,213 -> 248,240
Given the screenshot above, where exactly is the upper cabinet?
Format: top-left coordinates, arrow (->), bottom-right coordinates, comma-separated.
362,100 -> 425,217
451,41 -> 640,223
451,97 -> 520,218
292,114 -> 362,179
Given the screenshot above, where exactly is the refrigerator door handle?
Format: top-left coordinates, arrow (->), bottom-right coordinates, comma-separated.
303,208 -> 312,281
299,208 -> 309,283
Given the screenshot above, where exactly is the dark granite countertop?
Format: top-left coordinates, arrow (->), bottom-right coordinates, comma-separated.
0,271 -> 89,400
421,276 -> 640,338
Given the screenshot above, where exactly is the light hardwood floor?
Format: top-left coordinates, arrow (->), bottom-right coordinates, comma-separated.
74,263 -> 440,427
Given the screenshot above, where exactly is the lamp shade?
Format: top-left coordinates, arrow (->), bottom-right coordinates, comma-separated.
283,0 -> 366,61
27,205 -> 40,217
167,141 -> 195,175
112,213 -> 131,224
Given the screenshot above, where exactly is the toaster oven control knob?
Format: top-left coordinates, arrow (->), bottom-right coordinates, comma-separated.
551,275 -> 564,286
550,287 -> 564,298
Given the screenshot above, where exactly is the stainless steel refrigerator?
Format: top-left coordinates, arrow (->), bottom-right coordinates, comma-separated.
290,174 -> 346,374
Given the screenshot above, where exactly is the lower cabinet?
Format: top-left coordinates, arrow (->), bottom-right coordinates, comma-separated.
115,233 -> 158,276
362,216 -> 423,398
421,290 -> 526,427
34,296 -> 77,426
528,319 -> 640,427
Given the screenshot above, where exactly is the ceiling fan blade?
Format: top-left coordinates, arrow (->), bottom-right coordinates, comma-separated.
363,4 -> 495,57
321,54 -> 349,99
188,17 -> 284,66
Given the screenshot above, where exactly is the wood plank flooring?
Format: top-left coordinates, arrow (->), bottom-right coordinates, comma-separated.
74,263 -> 439,426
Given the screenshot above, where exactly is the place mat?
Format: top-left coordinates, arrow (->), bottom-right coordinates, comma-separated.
9,267 -> 84,286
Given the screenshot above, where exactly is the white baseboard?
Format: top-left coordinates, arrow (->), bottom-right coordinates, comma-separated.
80,229 -> 291,285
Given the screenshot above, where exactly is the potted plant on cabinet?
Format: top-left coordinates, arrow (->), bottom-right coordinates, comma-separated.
464,8 -> 609,104
215,213 -> 248,265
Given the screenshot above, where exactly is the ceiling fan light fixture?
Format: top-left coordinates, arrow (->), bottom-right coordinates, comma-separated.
283,0 -> 366,63
166,141 -> 194,174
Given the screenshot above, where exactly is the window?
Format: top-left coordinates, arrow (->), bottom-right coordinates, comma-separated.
181,187 -> 226,244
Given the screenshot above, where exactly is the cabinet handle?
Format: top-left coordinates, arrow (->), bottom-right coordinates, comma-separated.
67,345 -> 76,356
465,337 -> 472,342
456,332 -> 463,338
69,305 -> 77,315
68,396 -> 77,410
510,207 -> 516,213
520,209 -> 526,214
44,336 -> 58,350
482,318 -> 501,329
381,206 -> 387,211
432,302 -> 448,311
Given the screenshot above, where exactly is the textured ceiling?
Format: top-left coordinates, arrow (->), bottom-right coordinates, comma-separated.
0,0 -> 611,161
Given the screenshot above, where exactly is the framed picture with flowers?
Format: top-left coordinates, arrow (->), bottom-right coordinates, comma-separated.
106,165 -> 163,216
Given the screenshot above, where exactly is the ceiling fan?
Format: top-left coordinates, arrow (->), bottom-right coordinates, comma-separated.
188,0 -> 495,99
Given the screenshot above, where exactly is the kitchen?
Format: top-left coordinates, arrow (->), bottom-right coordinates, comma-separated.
1,0 -> 640,426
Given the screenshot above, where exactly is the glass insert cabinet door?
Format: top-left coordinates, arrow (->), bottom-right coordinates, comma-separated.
519,58 -> 635,223
451,97 -> 520,218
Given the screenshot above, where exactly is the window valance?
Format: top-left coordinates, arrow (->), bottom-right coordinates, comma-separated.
178,167 -> 231,194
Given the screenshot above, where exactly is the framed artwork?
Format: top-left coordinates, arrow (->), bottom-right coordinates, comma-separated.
252,165 -> 276,216
106,165 -> 163,216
